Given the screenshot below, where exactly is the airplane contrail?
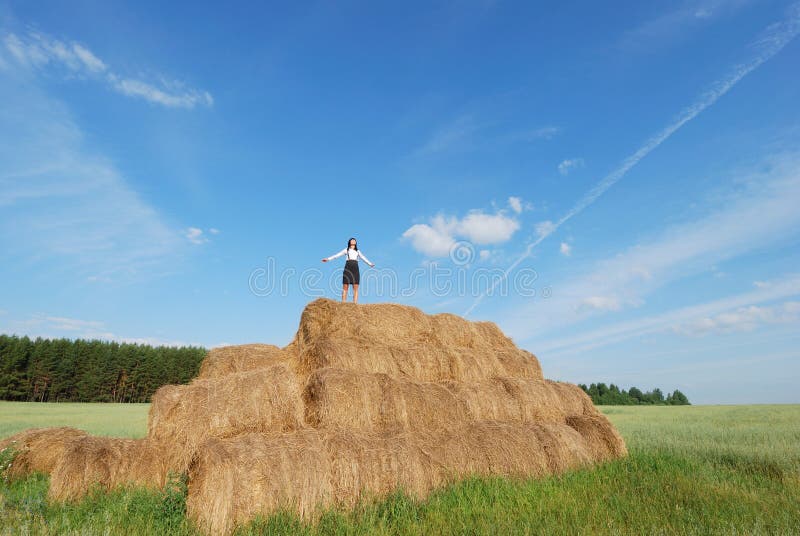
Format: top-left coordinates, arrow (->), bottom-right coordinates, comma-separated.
463,3 -> 800,317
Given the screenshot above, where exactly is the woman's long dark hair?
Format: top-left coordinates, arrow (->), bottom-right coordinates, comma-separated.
347,237 -> 358,251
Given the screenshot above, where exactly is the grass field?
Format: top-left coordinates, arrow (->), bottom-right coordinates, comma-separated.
1,402 -> 798,535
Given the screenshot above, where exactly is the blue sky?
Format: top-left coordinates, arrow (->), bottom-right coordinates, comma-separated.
1,1 -> 799,404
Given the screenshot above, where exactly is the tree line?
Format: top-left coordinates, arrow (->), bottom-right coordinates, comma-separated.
578,382 -> 690,405
0,334 -> 207,403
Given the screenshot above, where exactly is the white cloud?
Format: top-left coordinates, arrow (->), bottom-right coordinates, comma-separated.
458,211 -> 520,244
508,196 -> 523,214
558,158 -> 584,176
185,227 -> 209,245
402,215 -> 459,257
108,74 -> 214,109
560,242 -> 572,256
2,31 -> 212,109
479,250 -> 491,260
672,301 -> 800,336
402,207 -> 520,257
579,295 -> 621,312
209,228 -> 221,235
71,43 -> 106,72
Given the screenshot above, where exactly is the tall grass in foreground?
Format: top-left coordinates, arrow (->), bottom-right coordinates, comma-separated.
1,403 -> 798,535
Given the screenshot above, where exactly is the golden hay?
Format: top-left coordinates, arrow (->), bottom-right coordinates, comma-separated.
187,430 -> 333,536
197,343 -> 293,379
303,367 -> 468,430
187,428 -> 437,535
187,421 -> 607,535
431,421 -> 594,478
448,377 -> 597,424
566,415 -> 628,461
290,298 -> 542,382
148,364 -> 304,472
303,368 -> 599,431
48,436 -> 168,501
0,427 -> 88,479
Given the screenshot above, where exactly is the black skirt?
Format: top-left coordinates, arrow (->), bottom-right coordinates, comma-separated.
343,259 -> 360,285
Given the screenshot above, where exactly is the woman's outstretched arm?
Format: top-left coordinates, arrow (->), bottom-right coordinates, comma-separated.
322,248 -> 347,262
358,250 -> 375,267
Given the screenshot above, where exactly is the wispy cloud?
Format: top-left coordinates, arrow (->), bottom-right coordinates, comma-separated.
414,115 -> 478,156
500,151 -> 800,340
184,227 -> 219,245
464,3 -> 800,316
533,273 -> 800,357
1,30 -> 212,109
414,114 -> 559,156
618,0 -> 753,52
672,300 -> 800,336
558,158 -> 584,176
560,242 -> 572,256
0,75 -> 188,282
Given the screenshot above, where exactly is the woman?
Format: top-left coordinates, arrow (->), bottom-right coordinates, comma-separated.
322,237 -> 375,303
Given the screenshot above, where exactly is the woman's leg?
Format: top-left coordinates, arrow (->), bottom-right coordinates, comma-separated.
353,284 -> 359,303
341,283 -> 349,302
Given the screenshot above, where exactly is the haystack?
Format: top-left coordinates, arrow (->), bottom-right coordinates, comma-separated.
0,427 -> 88,479
48,436 -> 168,501
196,343 -> 291,379
3,297 -> 628,535
289,299 -> 542,382
147,364 -> 304,472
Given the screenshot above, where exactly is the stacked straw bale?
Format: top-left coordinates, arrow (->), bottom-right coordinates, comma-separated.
1,297 -> 628,535
0,427 -> 88,479
147,363 -> 304,472
48,436 -> 169,501
196,343 -> 291,379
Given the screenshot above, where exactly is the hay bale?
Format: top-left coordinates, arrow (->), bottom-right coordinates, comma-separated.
147,384 -> 183,438
187,429 -> 439,534
430,421 -> 594,480
325,428 -> 440,506
48,436 -> 168,501
0,427 -> 88,479
449,377 -> 597,424
187,430 -> 333,536
186,421 -> 612,535
303,368 -> 468,430
197,343 -> 292,379
566,415 -> 628,461
292,298 -> 542,382
303,369 -> 598,431
148,364 -> 304,472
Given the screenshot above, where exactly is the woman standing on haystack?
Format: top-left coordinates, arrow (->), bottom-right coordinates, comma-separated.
322,237 -> 375,303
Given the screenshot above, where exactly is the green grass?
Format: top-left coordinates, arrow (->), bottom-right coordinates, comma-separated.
0,401 -> 149,439
1,403 -> 798,535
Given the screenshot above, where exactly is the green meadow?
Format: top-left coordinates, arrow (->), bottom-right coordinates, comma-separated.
1,402 -> 798,535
